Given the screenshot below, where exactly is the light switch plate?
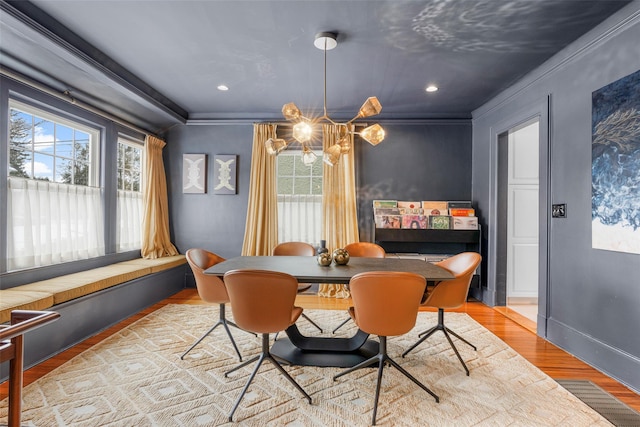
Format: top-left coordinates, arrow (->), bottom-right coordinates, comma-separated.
552,203 -> 566,218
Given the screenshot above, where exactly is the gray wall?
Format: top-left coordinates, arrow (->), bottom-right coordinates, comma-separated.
472,3 -> 640,391
165,121 -> 472,255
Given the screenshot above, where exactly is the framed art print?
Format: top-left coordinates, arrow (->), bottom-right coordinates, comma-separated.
213,154 -> 237,194
182,154 -> 207,194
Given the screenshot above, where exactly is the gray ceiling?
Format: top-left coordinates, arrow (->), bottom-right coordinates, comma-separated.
0,0 -> 632,132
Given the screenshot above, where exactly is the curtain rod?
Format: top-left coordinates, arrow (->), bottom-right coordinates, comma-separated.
2,67 -> 157,137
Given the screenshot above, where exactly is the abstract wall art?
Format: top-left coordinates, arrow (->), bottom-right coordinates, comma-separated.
182,154 -> 207,194
213,154 -> 237,195
592,69 -> 640,254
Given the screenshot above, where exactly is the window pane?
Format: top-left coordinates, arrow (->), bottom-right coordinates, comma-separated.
279,177 -> 293,194
55,157 -> 72,183
294,177 -> 310,194
278,156 -> 294,176
294,156 -> 310,174
311,177 -> 323,195
34,119 -> 55,153
311,158 -> 323,176
118,169 -> 124,190
33,152 -> 53,181
132,171 -> 141,192
56,124 -> 74,157
10,110 -> 33,144
75,161 -> 89,186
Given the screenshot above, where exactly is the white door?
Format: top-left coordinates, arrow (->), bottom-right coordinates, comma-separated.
507,120 -> 539,322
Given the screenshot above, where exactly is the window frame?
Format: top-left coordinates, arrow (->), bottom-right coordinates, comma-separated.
9,99 -> 101,187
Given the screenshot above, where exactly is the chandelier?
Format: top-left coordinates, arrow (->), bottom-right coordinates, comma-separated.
265,32 -> 386,166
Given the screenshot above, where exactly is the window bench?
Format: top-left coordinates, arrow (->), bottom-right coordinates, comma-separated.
0,255 -> 187,379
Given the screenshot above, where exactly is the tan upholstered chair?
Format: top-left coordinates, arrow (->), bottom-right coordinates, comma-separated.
333,271 -> 439,425
182,248 -> 252,361
402,252 -> 482,375
332,242 -> 386,333
223,269 -> 312,422
273,242 -> 322,333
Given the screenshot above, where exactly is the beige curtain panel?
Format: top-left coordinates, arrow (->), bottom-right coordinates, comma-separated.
141,135 -> 179,259
241,123 -> 279,256
318,124 -> 360,298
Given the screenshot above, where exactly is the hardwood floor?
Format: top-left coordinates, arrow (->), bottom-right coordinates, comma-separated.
2,288 -> 639,412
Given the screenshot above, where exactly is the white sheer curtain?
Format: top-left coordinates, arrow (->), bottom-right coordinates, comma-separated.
277,194 -> 322,246
7,176 -> 105,271
116,189 -> 143,252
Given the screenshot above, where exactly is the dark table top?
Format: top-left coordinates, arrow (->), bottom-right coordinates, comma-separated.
205,256 -> 453,284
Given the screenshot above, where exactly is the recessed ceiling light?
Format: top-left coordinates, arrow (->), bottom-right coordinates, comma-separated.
425,85 -> 438,93
217,85 -> 229,91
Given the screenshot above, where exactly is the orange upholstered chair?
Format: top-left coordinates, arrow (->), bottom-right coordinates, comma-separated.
402,252 -> 482,375
333,271 -> 439,425
223,269 -> 312,422
273,241 -> 323,333
332,242 -> 386,333
182,248 -> 253,361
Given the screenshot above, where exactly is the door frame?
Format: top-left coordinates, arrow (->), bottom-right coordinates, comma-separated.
487,96 -> 550,337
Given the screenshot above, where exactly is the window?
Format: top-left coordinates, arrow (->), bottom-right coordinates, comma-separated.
116,137 -> 144,252
276,151 -> 322,245
7,100 -> 104,271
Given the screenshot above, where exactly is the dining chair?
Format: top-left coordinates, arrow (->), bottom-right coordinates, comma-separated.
273,241 -> 323,333
401,252 -> 482,375
333,271 -> 439,425
223,269 -> 312,422
182,248 -> 254,361
332,242 -> 386,333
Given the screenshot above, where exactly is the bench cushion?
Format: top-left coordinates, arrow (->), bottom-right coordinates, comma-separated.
18,264 -> 152,305
0,290 -> 55,323
118,255 -> 187,273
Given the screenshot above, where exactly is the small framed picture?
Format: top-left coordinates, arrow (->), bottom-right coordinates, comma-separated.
182,154 -> 207,194
213,154 -> 237,195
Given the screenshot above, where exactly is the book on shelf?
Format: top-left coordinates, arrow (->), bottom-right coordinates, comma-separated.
373,200 -> 397,208
401,214 -> 428,229
428,215 -> 452,229
452,216 -> 478,230
375,214 -> 402,229
449,208 -> 476,217
422,201 -> 449,216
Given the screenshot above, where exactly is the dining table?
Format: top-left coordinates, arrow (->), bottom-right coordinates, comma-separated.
205,255 -> 454,367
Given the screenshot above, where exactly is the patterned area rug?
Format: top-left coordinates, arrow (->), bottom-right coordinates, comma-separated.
1,304 -> 612,426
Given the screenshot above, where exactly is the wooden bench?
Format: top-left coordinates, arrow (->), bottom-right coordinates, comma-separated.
0,255 -> 187,378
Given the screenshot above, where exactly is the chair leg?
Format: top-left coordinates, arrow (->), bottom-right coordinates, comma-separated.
226,333 -> 312,422
301,313 -> 323,333
332,316 -> 351,334
181,304 -> 251,361
334,336 -> 438,425
402,309 -> 476,376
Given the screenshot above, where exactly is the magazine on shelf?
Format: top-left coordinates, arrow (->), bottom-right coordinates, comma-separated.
447,201 -> 473,209
399,207 -> 424,215
452,216 -> 479,230
374,207 -> 401,215
401,214 -> 428,229
397,201 -> 422,209
428,215 -> 452,229
373,200 -> 398,208
375,214 -> 402,229
422,201 -> 449,216
449,208 -> 476,217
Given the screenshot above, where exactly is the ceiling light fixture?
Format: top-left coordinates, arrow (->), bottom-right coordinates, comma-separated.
217,84 -> 229,91
265,32 -> 385,166
425,85 -> 438,92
